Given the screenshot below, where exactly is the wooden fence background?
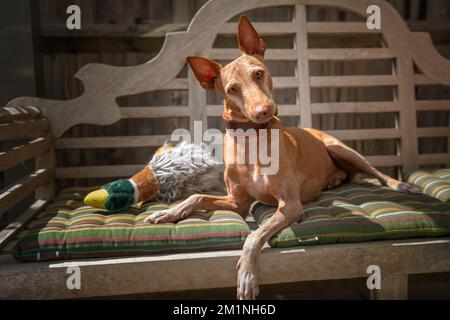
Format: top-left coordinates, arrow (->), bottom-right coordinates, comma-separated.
30,0 -> 450,189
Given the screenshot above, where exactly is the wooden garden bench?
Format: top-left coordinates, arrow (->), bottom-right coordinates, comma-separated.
1,0 -> 450,299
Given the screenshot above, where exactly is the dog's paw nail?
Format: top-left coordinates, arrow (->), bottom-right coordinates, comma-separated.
145,218 -> 154,224
144,211 -> 163,223
155,217 -> 165,224
237,268 -> 259,300
146,209 -> 180,224
236,289 -> 243,300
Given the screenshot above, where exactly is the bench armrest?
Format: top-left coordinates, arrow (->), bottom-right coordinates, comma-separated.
0,105 -> 55,251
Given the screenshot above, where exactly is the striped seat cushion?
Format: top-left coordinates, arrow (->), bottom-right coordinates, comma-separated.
12,187 -> 250,262
407,169 -> 450,203
252,182 -> 450,248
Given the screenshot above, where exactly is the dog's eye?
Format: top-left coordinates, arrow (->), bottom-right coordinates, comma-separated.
255,70 -> 264,79
227,86 -> 237,94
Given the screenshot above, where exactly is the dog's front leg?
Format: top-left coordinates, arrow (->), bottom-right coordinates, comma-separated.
145,194 -> 251,224
237,199 -> 304,300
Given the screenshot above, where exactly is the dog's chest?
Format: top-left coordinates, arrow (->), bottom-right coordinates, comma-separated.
250,166 -> 267,189
242,164 -> 277,204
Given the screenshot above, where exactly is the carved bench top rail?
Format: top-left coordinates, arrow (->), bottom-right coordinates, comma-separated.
6,0 -> 450,138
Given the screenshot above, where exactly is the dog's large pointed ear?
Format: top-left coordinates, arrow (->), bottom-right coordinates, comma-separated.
237,15 -> 266,58
186,56 -> 222,90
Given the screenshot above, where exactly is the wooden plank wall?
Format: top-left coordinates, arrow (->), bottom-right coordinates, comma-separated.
32,0 -> 450,189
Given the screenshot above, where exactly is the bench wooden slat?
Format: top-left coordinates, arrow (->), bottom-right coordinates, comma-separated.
272,77 -> 298,88
0,169 -> 51,217
311,102 -> 400,114
56,165 -> 143,179
0,106 -> 41,124
418,153 -> 450,165
0,119 -> 49,140
213,77 -> 299,89
206,104 -> 225,117
416,100 -> 450,111
365,155 -> 402,167
0,137 -> 51,172
0,199 -> 48,250
308,48 -> 395,61
310,75 -> 398,88
417,127 -> 450,138
325,128 -> 401,140
210,49 -> 396,62
56,135 -> 168,150
296,4 -> 312,128
307,22 -> 383,34
209,103 -> 402,117
120,106 -> 190,118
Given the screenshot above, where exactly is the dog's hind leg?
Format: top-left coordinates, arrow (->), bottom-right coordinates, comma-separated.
326,143 -> 421,194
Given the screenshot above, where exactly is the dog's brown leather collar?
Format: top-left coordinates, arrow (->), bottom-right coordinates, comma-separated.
225,118 -> 274,131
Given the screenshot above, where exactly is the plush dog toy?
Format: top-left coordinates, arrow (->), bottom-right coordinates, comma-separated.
84,142 -> 223,213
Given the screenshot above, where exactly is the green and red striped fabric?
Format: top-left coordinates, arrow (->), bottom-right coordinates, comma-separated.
12,188 -> 250,262
407,169 -> 450,203
252,182 -> 450,248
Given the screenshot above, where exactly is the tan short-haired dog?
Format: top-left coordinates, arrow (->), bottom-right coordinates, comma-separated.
144,15 -> 421,299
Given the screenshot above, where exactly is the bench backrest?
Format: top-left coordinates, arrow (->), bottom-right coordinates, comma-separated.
7,0 -> 450,190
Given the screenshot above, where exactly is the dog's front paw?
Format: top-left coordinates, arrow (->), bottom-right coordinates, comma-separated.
236,261 -> 259,300
397,182 -> 422,194
144,209 -> 181,224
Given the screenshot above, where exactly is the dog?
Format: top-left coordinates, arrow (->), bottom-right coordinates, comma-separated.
144,15 -> 421,299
